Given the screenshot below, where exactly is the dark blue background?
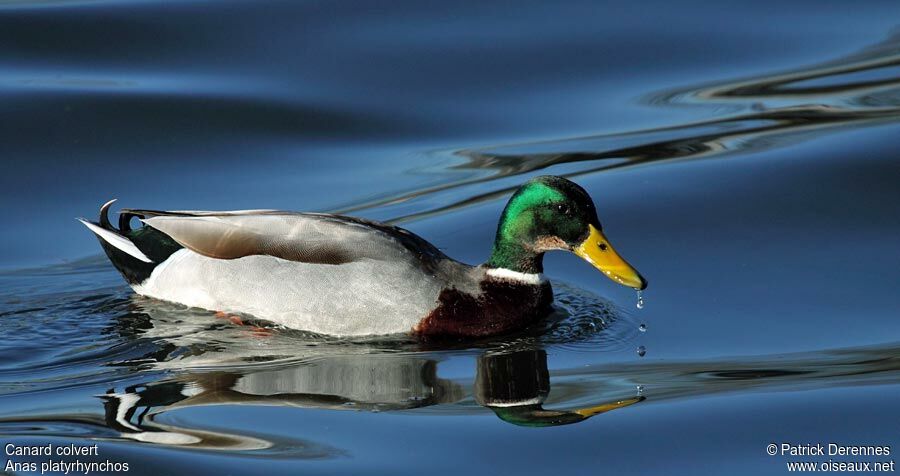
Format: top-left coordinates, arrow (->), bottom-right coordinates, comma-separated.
1,0 -> 899,474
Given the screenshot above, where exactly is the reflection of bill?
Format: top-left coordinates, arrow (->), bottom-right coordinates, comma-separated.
475,350 -> 642,427
100,348 -> 643,450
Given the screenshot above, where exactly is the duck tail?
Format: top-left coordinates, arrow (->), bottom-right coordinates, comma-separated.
79,200 -> 173,285
78,199 -> 152,263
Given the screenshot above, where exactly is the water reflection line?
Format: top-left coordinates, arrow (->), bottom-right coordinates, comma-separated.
549,341 -> 900,407
333,34 -> 900,224
387,106 -> 897,225
1,341 -> 896,452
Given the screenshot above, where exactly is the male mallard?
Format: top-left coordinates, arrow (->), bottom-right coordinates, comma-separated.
79,175 -> 646,337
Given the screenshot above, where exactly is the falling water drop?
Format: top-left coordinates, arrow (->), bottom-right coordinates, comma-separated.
636,345 -> 646,357
639,323 -> 647,333
636,385 -> 644,395
636,290 -> 644,309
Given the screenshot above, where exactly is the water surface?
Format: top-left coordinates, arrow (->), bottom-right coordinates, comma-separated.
1,0 -> 899,474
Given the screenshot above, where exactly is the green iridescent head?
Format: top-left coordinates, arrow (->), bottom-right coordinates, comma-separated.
486,175 -> 647,289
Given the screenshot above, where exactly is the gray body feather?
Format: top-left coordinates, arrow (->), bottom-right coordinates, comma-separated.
130,211 -> 486,335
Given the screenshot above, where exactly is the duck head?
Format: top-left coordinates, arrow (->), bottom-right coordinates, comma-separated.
487,175 -> 647,290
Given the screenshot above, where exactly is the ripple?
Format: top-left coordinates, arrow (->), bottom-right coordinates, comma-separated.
2,339 -> 896,442
3,258 -> 899,440
324,31 -> 900,225
0,415 -> 342,457
0,255 -> 636,402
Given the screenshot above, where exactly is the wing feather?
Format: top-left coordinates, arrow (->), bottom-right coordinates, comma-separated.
140,213 -> 431,265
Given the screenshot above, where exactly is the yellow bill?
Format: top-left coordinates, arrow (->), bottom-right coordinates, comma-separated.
574,396 -> 645,418
574,224 -> 647,290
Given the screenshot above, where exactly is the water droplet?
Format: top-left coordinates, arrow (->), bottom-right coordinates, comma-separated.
639,323 -> 647,333
636,290 -> 644,309
636,345 -> 646,357
636,385 -> 644,395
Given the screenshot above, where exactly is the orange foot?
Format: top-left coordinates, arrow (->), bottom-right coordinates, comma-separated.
214,311 -> 244,326
244,326 -> 274,338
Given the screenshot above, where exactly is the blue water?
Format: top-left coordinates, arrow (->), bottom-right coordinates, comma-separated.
2,0 -> 900,474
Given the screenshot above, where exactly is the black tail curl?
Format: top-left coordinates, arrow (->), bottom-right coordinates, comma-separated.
99,198 -> 145,233
86,201 -> 183,285
97,199 -> 148,234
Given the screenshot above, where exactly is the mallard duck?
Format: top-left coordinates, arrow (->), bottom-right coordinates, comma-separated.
79,175 -> 646,337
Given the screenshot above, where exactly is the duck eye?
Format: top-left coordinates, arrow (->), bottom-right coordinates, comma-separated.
556,203 -> 571,216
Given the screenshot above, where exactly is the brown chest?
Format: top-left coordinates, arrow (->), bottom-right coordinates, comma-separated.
413,279 -> 554,338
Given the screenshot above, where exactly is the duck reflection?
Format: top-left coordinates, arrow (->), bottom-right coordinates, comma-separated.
100,348 -> 642,449
475,350 -> 642,427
